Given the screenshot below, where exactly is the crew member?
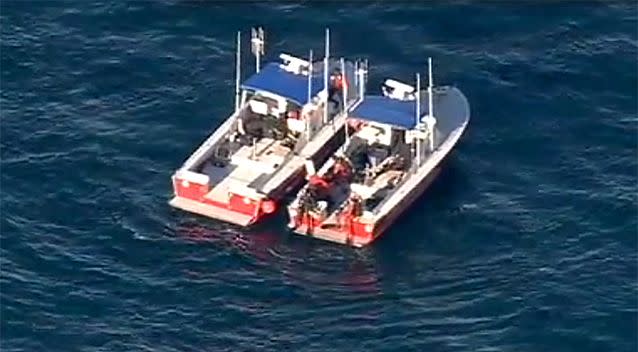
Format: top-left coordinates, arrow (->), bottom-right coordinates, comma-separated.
328,70 -> 346,111
333,156 -> 352,180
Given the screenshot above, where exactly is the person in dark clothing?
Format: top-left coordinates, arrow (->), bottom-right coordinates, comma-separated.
328,70 -> 344,112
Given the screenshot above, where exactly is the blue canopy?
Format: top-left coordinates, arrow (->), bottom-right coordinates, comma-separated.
240,62 -> 325,106
350,95 -> 428,130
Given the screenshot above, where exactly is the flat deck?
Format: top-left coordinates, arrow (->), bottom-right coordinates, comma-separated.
258,155 -> 304,195
169,196 -> 254,226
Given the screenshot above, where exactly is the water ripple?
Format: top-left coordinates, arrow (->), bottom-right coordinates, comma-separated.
1,1 -> 637,352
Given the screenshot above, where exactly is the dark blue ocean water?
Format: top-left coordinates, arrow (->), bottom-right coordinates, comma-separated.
1,1 -> 637,351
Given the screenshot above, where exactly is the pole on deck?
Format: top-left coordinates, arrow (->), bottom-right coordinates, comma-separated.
323,28 -> 330,125
364,59 -> 368,96
341,57 -> 349,150
358,59 -> 367,99
340,57 -> 347,114
415,72 -> 421,168
251,27 -> 265,73
354,60 -> 359,100
427,57 -> 434,151
234,31 -> 241,112
428,58 -> 433,118
416,73 -> 421,128
306,49 -> 313,142
252,137 -> 256,159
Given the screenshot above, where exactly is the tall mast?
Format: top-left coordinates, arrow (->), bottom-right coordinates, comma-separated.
306,49 -> 313,142
323,28 -> 330,124
416,72 -> 421,168
428,57 -> 433,119
416,73 -> 421,127
251,27 -> 265,73
364,59 -> 368,96
354,60 -> 359,100
307,50 -> 313,104
357,60 -> 363,101
358,59 -> 367,99
234,31 -> 241,112
340,57 -> 347,114
427,57 -> 434,151
341,57 -> 349,150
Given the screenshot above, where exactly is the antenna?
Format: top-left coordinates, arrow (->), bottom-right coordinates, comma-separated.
251,27 -> 265,73
235,31 -> 241,112
361,59 -> 368,98
341,57 -> 349,149
340,57 -> 347,114
428,57 -> 433,118
416,73 -> 421,126
307,50 -> 313,104
416,72 -> 421,167
354,60 -> 359,99
427,57 -> 435,151
357,59 -> 365,101
323,28 -> 330,124
306,49 -> 313,141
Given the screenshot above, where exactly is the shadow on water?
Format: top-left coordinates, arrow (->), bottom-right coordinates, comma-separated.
172,218 -> 385,297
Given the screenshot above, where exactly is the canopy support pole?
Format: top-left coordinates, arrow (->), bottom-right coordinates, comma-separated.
427,57 -> 435,151
323,28 -> 330,125
306,49 -> 313,142
415,72 -> 421,168
234,31 -> 241,112
341,57 -> 349,151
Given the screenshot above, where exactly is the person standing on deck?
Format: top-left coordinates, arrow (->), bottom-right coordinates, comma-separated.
328,69 -> 346,112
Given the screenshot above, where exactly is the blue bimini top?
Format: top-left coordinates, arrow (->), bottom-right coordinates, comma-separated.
240,62 -> 325,106
350,95 -> 430,130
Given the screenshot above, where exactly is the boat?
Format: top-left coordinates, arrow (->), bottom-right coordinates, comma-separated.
286,58 -> 470,247
169,28 -> 369,226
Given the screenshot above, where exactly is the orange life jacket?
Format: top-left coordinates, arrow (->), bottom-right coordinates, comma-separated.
309,175 -> 329,189
331,74 -> 348,90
